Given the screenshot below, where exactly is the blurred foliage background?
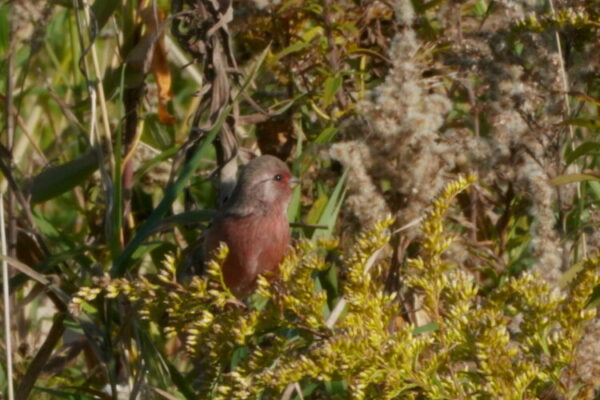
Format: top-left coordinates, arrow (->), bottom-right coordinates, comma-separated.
1,0 -> 600,399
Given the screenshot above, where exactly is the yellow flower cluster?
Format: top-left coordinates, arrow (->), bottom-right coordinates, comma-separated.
71,176 -> 599,398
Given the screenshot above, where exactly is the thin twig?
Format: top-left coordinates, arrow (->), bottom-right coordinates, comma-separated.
293,383 -> 305,400
392,217 -> 423,235
1,195 -> 15,400
289,222 -> 329,230
15,314 -> 65,400
165,35 -> 204,86
0,255 -> 70,307
548,0 -> 586,258
9,104 -> 48,164
3,7 -> 16,399
280,385 -> 295,400
72,0 -> 115,250
82,0 -> 115,168
80,1 -> 123,249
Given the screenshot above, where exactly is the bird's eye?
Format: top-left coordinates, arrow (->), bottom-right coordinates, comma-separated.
274,174 -> 282,181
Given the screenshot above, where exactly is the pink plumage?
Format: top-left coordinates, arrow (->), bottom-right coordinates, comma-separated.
203,155 -> 297,297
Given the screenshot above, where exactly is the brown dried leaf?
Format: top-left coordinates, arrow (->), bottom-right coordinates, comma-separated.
126,7 -> 175,124
152,36 -> 175,125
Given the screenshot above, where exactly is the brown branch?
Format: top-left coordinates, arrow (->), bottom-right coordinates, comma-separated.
323,0 -> 347,110
172,0 -> 240,210
15,313 -> 66,400
4,4 -> 16,262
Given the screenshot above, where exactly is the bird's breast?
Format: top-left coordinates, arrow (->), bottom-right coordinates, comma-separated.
204,211 -> 290,296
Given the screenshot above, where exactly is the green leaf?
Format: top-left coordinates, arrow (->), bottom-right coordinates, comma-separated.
0,4 -> 9,54
565,142 -> 600,165
163,359 -> 196,400
300,381 -> 319,397
472,0 -> 489,16
269,94 -> 307,117
143,114 -> 175,150
50,0 -> 76,7
551,172 -> 600,186
32,210 -> 63,240
288,127 -> 304,223
539,327 -> 551,356
311,170 -> 347,241
420,0 -> 447,11
568,91 -> 600,107
230,347 -> 249,369
91,0 -> 120,31
561,118 -> 600,130
25,151 -> 99,204
274,40 -> 311,60
314,126 -> 338,144
305,195 -> 328,225
272,27 -> 322,60
515,42 -> 525,55
321,75 -> 342,108
288,183 -> 302,223
110,66 -> 127,258
33,387 -> 101,400
131,241 -> 166,260
133,145 -> 179,183
154,210 -> 215,232
588,181 -> 600,201
559,263 -> 583,288
412,322 -> 439,335
587,284 -> 600,308
325,380 -> 348,395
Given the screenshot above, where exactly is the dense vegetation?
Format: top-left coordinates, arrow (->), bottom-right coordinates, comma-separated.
1,0 -> 600,399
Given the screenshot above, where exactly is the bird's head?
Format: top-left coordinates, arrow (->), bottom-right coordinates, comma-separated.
227,155 -> 298,214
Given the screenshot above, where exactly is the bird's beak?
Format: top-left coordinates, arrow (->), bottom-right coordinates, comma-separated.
289,176 -> 300,188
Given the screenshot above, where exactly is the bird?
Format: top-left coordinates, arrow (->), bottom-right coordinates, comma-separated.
202,155 -> 298,297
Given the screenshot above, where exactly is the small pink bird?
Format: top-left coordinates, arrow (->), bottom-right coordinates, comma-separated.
203,155 -> 297,297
